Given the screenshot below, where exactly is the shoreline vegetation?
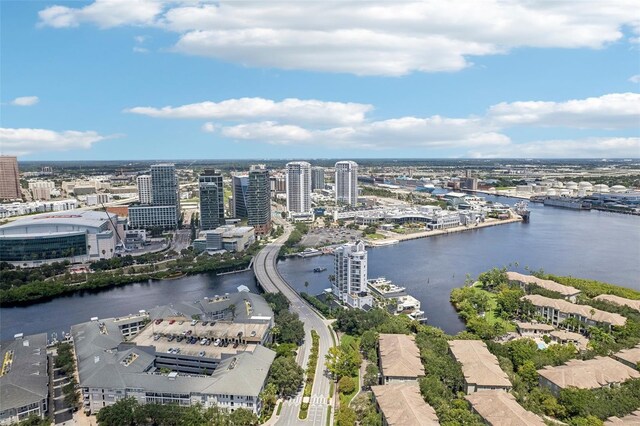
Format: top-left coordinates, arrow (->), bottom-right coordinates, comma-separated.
0,245 -> 259,307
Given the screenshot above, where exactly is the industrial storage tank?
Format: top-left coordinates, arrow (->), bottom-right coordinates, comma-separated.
610,185 -> 626,193
593,184 -> 609,193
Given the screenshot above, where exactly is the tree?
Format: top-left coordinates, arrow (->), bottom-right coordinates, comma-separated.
229,408 -> 258,425
360,330 -> 378,355
325,346 -> 361,379
338,375 -> 356,394
259,383 -> 278,415
276,310 -> 305,344
96,397 -> 141,426
268,356 -> 304,396
335,406 -> 357,426
363,363 -> 380,387
518,361 -> 539,390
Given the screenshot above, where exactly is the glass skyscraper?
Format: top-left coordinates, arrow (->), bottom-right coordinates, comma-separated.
247,165 -> 271,235
199,169 -> 224,230
232,175 -> 249,218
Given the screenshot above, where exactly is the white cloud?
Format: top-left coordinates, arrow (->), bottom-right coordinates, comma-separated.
201,122 -> 215,133
630,75 -> 640,83
126,97 -> 373,126
0,128 -> 109,156
133,46 -> 149,53
38,0 -> 640,76
467,137 -> 640,158
10,96 -> 39,106
488,93 -> 640,129
38,0 -> 163,29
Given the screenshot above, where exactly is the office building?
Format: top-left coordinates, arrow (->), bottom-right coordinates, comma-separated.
150,164 -> 179,207
378,334 -> 424,384
333,241 -> 372,309
286,162 -> 311,213
311,167 -> 325,191
448,340 -> 512,393
0,334 -> 48,425
199,169 -> 224,230
0,210 -> 124,266
247,165 -> 272,235
232,175 -> 249,218
0,156 -> 21,200
137,175 -> 152,204
335,161 -> 358,206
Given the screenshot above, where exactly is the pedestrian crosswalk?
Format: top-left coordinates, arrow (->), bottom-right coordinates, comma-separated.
291,395 -> 327,405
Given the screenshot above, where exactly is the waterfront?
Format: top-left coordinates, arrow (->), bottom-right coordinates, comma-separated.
1,197 -> 639,339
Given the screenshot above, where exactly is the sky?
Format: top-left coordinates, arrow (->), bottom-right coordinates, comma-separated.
1,0 -> 639,161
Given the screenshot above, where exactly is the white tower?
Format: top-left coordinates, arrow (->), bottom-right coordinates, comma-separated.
335,161 -> 358,206
286,162 -> 311,213
136,175 -> 152,204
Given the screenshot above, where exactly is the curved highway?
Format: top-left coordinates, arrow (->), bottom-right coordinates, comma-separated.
254,224 -> 335,426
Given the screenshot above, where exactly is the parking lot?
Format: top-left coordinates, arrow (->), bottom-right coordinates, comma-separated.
300,226 -> 362,247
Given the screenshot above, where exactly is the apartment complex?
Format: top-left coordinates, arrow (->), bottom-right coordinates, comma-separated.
130,164 -> 180,229
335,161 -> 358,206
537,356 -> 640,396
0,156 -> 21,200
311,166 -> 325,191
522,294 -> 626,331
611,345 -> 640,370
371,383 -> 439,426
507,272 -> 581,302
247,165 -> 272,235
0,334 -> 48,425
333,241 -> 373,309
448,340 -> 512,394
199,169 -> 225,230
377,334 -> 425,384
466,390 -> 546,426
285,161 -> 311,214
136,175 -> 152,204
593,294 -> 640,313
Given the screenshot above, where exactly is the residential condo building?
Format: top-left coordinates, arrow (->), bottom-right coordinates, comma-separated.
199,169 -> 225,230
136,175 -> 152,204
448,340 -> 512,394
335,161 -> 358,206
0,156 -> 21,200
285,161 -> 311,214
130,164 -> 180,229
247,165 -> 272,235
311,166 -> 325,191
333,240 -> 372,309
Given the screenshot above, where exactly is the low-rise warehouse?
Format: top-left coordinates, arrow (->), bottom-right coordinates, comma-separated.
537,356 -> 640,396
466,390 -> 546,426
377,334 -> 425,384
448,340 -> 512,394
371,382 -> 439,425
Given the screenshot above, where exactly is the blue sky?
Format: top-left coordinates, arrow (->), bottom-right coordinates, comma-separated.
1,0 -> 639,160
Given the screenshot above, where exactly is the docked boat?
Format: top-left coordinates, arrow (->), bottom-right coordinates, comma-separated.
514,201 -> 530,222
543,196 -> 591,210
298,248 -> 323,258
313,267 -> 327,273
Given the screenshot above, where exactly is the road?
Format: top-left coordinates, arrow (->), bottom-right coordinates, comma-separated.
254,224 -> 335,426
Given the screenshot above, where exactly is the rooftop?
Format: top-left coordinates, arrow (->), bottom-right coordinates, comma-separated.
549,330 -> 589,351
378,334 -> 425,379
522,295 -> 627,327
507,272 -> 581,297
515,322 -> 554,332
604,410 -> 640,425
371,382 -> 439,425
593,295 -> 640,313
0,209 -> 115,233
448,340 -> 512,388
0,334 -> 49,412
538,356 -> 640,390
612,345 -> 640,368
466,390 -> 546,426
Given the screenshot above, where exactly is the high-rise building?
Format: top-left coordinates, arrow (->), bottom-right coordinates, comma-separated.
232,175 -> 249,218
0,156 -> 21,200
311,167 -> 325,191
150,164 -> 179,207
333,240 -> 372,309
335,161 -> 358,206
199,169 -> 225,230
28,181 -> 55,201
136,175 -> 152,204
247,165 -> 272,235
286,162 -> 311,213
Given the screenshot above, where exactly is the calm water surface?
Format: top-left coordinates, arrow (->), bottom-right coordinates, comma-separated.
2,197 -> 638,339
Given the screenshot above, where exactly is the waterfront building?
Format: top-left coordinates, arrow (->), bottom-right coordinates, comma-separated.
335,161 -> 358,206
73,293 -> 275,416
507,272 -> 581,302
285,161 -> 311,214
448,340 -> 512,393
193,225 -> 255,253
129,205 -> 180,230
247,165 -> 272,235
0,333 -> 48,425
522,294 -> 626,331
611,345 -> 640,370
466,390 -> 545,426
199,169 -> 225,230
311,166 -> 325,191
232,175 -> 249,218
0,210 -> 124,266
537,357 -> 640,396
0,156 -> 21,201
593,294 -> 640,313
371,383 -> 439,426
377,334 -> 424,384
333,240 -> 373,309
136,175 -> 152,204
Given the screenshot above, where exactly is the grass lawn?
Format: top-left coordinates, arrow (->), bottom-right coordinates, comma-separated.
339,369 -> 360,408
473,286 -> 516,332
365,233 -> 386,240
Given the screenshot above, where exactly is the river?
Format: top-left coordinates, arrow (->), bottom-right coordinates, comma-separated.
2,197 -> 639,339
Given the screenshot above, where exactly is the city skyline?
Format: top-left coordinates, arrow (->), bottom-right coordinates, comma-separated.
1,1 -> 639,161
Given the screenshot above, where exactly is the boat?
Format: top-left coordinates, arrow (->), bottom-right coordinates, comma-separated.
298,248 -> 323,258
514,201 -> 530,222
313,267 -> 327,273
543,196 -> 591,210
